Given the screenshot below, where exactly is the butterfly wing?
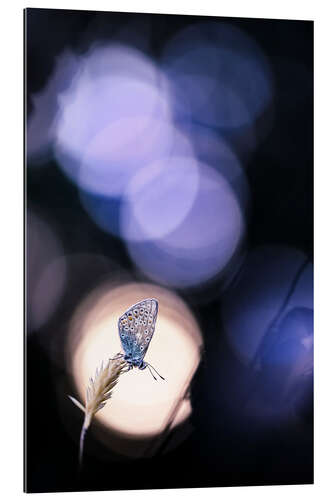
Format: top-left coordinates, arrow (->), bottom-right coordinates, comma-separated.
118,298 -> 158,364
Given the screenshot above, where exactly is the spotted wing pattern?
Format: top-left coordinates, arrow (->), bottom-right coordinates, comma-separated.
118,298 -> 158,364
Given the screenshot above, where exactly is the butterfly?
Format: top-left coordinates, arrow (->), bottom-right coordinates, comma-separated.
110,298 -> 165,380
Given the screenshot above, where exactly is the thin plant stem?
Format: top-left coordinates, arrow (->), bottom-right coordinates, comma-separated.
79,416 -> 90,470
79,425 -> 86,468
69,358 -> 126,472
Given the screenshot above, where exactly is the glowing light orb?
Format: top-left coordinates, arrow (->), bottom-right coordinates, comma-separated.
67,282 -> 202,456
162,22 -> 272,130
77,126 -> 196,239
54,44 -> 173,198
121,155 -> 200,242
124,162 -> 245,288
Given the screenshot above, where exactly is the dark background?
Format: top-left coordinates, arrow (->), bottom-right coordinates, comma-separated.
25,8 -> 313,493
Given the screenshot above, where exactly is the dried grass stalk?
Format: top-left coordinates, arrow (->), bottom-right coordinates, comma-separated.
68,357 -> 127,468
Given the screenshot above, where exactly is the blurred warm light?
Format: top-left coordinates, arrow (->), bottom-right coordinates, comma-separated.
67,282 -> 202,455
27,210 -> 67,332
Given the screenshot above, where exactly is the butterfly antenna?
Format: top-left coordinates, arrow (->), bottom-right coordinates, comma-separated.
147,363 -> 165,381
147,365 -> 157,381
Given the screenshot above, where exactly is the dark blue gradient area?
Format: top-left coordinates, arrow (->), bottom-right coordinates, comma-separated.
223,246 -> 313,364
259,307 -> 313,416
220,246 -> 313,426
25,8 -> 313,493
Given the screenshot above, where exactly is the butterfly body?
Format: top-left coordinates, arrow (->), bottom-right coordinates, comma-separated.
115,298 -> 164,380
